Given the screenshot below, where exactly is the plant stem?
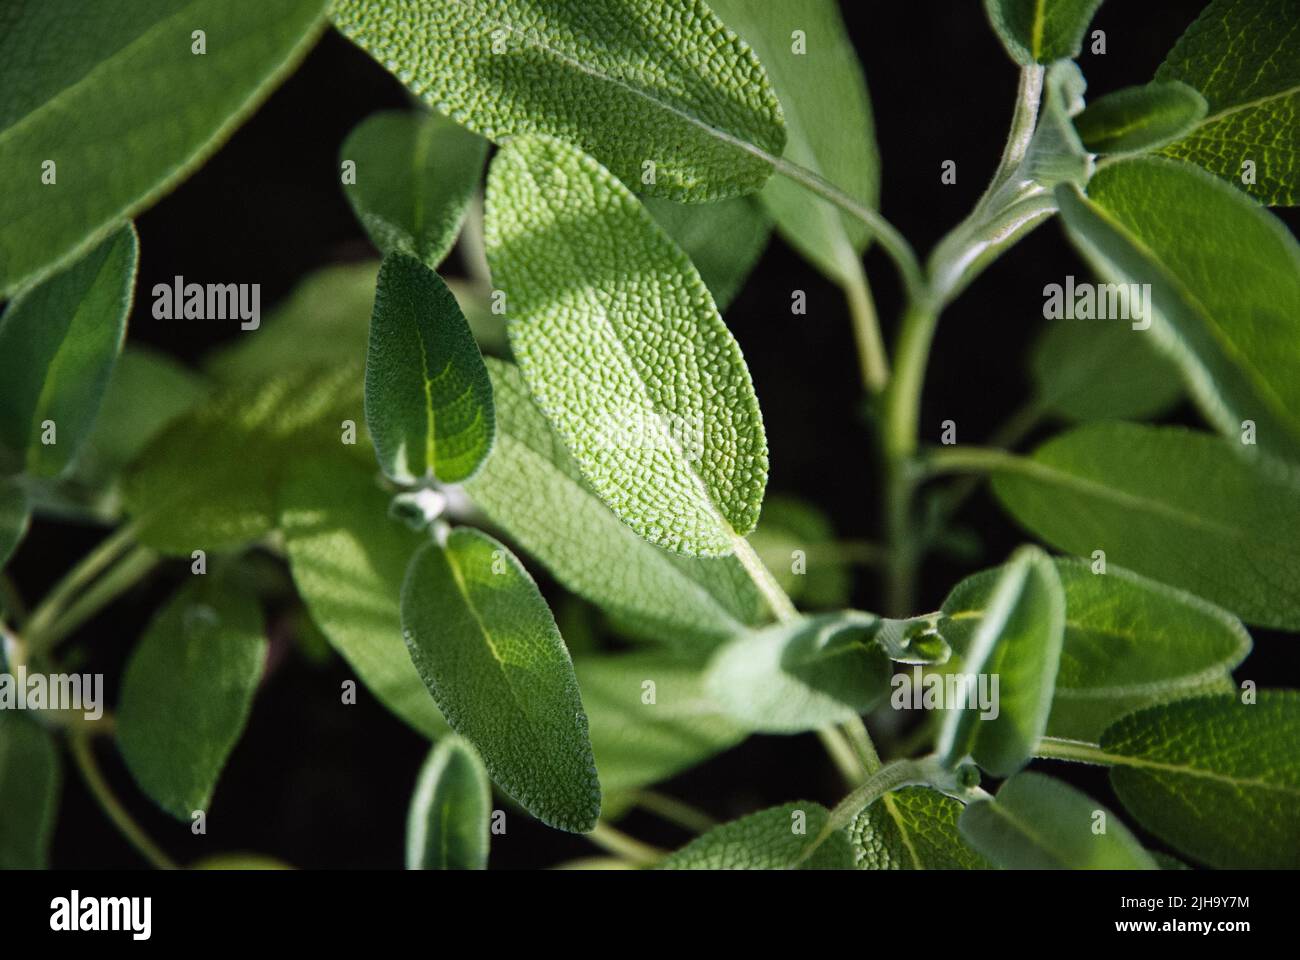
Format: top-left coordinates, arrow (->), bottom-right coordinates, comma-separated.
69,732 -> 177,870
843,715 -> 881,774
34,545 -> 158,651
844,263 -> 890,392
929,397 -> 1046,522
731,534 -> 798,623
587,821 -> 667,867
823,758 -> 934,835
1035,736 -> 1115,766
25,522 -> 139,653
918,444 -> 1030,481
817,726 -> 866,785
628,790 -> 718,834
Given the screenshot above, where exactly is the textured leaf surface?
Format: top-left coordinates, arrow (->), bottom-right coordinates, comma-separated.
1058,159 -> 1300,462
1099,692 -> 1300,868
117,575 -> 267,819
959,771 -> 1156,869
406,735 -> 491,869
659,802 -> 852,869
1156,0 -> 1300,205
936,547 -> 1064,778
0,480 -> 29,570
0,0 -> 327,296
0,714 -> 60,869
466,360 -> 766,646
401,527 -> 599,832
642,196 -> 770,311
280,456 -> 445,738
485,136 -> 768,556
705,612 -> 890,733
1074,81 -> 1207,155
849,787 -> 991,870
0,225 -> 135,478
990,423 -> 1300,629
366,254 -> 494,483
330,0 -> 786,201
984,0 -> 1104,65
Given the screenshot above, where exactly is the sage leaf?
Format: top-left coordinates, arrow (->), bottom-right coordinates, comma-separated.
936,546 -> 1064,778
959,771 -> 1157,869
1156,0 -> 1300,205
0,0 -> 328,296
341,110 -> 487,268
0,225 -> 136,478
1099,692 -> 1300,868
365,254 -> 494,484
401,527 -> 600,832
485,136 -> 769,556
0,714 -> 60,869
1057,158 -> 1300,463
848,787 -> 991,870
1073,81 -> 1208,155
330,0 -> 786,202
984,0 -> 1105,65
642,196 -> 771,311
1022,62 -> 1093,190
280,456 -> 446,738
406,735 -> 491,870
0,480 -> 29,570
117,574 -> 268,819
658,802 -> 853,870
704,612 -> 891,733
990,423 -> 1300,629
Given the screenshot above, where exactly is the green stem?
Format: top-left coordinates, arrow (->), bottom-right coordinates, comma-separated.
817,726 -> 866,785
918,444 -> 1030,481
928,397 -> 1046,522
731,534 -> 798,623
587,821 -> 667,867
844,264 -> 890,393
25,522 -> 139,652
1035,736 -> 1115,766
628,790 -> 718,834
843,715 -> 881,774
34,545 -> 158,651
69,732 -> 177,870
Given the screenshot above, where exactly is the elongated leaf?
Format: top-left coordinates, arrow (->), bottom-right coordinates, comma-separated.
1057,158 -> 1300,463
659,802 -> 852,870
0,0 -> 328,296
465,360 -> 766,647
0,225 -> 136,478
280,456 -> 445,738
990,423 -> 1300,629
940,558 -> 1251,741
708,0 -> 879,289
959,771 -> 1157,869
485,136 -> 768,556
705,612 -> 890,733
366,254 -> 494,484
984,0 -> 1103,65
330,0 -> 786,202
406,735 -> 491,869
0,714 -> 60,868
1156,0 -> 1300,205
117,575 -> 267,819
1073,81 -> 1207,155
642,197 -> 770,311
849,787 -> 991,870
0,480 -> 29,570
401,527 -> 599,832
936,547 -> 1064,777
577,651 -> 746,795
1099,692 -> 1300,868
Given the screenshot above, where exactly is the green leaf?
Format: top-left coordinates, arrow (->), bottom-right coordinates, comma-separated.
0,0 -> 328,296
989,423 -> 1300,630
329,0 -> 786,202
576,651 -> 746,795
1030,318 -> 1182,423
485,136 -> 768,557
280,456 -> 446,738
1098,692 -> 1300,868
1155,0 -> 1300,205
708,0 -> 879,289
984,0 -> 1104,65
400,527 -> 600,832
365,253 -> 494,484
940,558 -> 1251,741
959,771 -> 1157,869
658,802 -> 853,869
0,225 -> 136,478
1022,62 -> 1093,190
117,574 -> 267,819
465,359 -> 767,647
1073,81 -> 1207,155
1057,158 -> 1300,464
341,110 -> 487,268
848,787 -> 992,870
936,546 -> 1064,778
0,714 -> 60,869
0,480 -> 29,570
406,734 -> 492,870
704,611 -> 891,733
641,196 -> 771,311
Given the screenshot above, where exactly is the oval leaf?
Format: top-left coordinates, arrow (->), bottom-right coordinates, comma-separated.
849,787 -> 992,870
642,196 -> 771,311
406,735 -> 492,870
984,0 -> 1104,65
658,802 -> 852,870
0,715 -> 60,869
1073,81 -> 1208,155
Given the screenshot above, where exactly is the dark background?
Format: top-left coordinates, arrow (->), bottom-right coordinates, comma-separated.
15,0 -> 1298,868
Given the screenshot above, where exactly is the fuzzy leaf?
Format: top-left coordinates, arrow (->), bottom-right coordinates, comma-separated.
0,714 -> 60,869
329,0 -> 786,202
406,734 -> 492,870
848,787 -> 991,870
984,0 -> 1104,65
658,802 -> 853,869
0,0 -> 327,296
401,527 -> 600,832
642,196 -> 771,311
485,136 -> 768,556
1073,81 -> 1208,155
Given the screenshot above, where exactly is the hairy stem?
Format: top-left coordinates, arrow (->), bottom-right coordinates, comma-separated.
25,522 -> 140,653
69,732 -> 177,870
587,821 -> 667,867
628,790 -> 718,834
818,726 -> 867,785
731,534 -> 798,623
